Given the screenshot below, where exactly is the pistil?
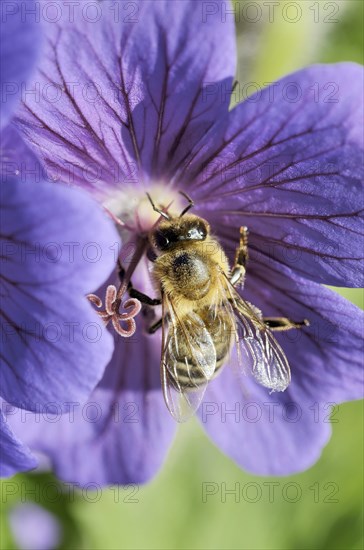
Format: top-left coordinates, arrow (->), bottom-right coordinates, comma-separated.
87,235 -> 149,337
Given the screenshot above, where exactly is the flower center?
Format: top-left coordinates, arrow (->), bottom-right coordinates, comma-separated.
103,184 -> 183,238
90,184 -> 183,336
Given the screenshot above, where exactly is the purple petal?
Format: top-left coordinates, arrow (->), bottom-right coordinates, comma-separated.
199,254 -> 363,475
6,323 -> 176,485
246,252 -> 364,402
184,63 -> 364,287
1,125 -> 45,184
0,411 -> 37,477
0,0 -> 42,129
199,368 -> 332,476
9,503 -> 61,550
16,0 -> 236,191
1,178 -> 120,411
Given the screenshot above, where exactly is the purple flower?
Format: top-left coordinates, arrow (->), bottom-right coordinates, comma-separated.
0,0 -> 120,476
6,0 -> 364,483
8,503 -> 61,550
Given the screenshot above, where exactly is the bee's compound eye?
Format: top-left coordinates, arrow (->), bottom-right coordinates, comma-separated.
154,229 -> 176,250
187,223 -> 207,240
154,231 -> 168,250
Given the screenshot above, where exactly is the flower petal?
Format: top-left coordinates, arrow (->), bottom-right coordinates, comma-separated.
16,0 -> 236,191
0,0 -> 42,129
245,252 -> 364,402
199,254 -> 363,475
0,125 -> 45,183
5,324 -> 176,485
185,63 -> 364,287
199,368 -> 332,476
0,411 -> 37,477
0,178 -> 120,410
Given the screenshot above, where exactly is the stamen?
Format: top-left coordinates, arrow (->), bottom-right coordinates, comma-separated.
103,206 -> 125,227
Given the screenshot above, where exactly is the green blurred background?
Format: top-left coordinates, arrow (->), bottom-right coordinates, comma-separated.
1,1 -> 363,548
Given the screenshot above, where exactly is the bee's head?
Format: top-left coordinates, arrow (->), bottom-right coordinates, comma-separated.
146,191 -> 210,252
151,215 -> 210,251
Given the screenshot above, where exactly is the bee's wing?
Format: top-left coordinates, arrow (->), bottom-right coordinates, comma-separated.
222,277 -> 291,392
160,293 -> 216,422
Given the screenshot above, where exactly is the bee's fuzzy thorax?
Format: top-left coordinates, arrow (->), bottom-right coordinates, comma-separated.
151,235 -> 230,316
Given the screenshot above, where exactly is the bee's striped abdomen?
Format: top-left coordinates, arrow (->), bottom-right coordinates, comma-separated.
168,307 -> 234,390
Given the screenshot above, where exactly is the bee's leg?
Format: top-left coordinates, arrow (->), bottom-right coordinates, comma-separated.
118,259 -> 161,305
263,317 -> 310,331
129,288 -> 161,306
230,226 -> 249,287
147,318 -> 163,334
118,261 -> 132,290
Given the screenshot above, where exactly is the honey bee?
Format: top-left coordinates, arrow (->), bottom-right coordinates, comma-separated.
127,192 -> 309,422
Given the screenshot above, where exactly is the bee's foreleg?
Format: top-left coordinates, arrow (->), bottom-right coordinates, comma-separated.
230,226 -> 249,287
263,317 -> 310,331
118,261 -> 132,290
128,288 -> 161,306
118,260 -> 161,305
147,318 -> 163,334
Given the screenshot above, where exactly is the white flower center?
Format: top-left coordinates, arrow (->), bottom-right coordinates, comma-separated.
103,184 -> 183,238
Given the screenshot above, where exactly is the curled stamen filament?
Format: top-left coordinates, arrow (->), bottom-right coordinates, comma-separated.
87,284 -> 141,337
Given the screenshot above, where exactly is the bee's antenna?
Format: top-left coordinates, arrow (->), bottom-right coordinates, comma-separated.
179,191 -> 194,217
146,192 -> 170,220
